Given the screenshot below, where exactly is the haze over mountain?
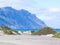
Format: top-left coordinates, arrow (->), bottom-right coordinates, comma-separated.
0,7 -> 46,30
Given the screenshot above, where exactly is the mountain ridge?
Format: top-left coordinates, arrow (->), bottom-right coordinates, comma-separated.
0,7 -> 46,30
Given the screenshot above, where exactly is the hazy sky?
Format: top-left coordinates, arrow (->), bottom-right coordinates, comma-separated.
0,0 -> 60,28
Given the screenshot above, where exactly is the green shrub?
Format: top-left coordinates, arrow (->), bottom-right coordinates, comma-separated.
32,27 -> 56,35
0,26 -> 11,30
0,26 -> 19,35
12,30 -> 20,35
31,30 -> 35,34
53,32 -> 60,38
3,30 -> 14,35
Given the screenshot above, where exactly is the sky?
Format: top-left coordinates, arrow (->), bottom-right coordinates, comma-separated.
0,0 -> 60,28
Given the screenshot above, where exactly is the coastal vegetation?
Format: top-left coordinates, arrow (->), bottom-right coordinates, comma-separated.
31,27 -> 56,35
0,26 -> 59,38
31,30 -> 35,34
0,26 -> 20,35
53,32 -> 60,38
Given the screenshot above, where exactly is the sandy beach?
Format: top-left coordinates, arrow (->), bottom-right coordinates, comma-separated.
0,35 -> 60,45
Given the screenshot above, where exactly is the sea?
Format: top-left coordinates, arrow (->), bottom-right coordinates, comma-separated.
13,29 -> 60,32
54,29 -> 60,32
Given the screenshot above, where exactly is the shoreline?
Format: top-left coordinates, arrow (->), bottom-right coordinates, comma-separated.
0,35 -> 60,45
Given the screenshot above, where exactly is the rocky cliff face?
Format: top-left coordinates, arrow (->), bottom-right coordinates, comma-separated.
0,7 -> 46,30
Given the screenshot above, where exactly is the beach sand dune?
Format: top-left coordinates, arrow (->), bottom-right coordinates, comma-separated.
0,35 -> 60,45
0,42 -> 18,45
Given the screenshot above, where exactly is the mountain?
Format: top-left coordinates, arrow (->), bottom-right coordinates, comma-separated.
0,7 -> 46,30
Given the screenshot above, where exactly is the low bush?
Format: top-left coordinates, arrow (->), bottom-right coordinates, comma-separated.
0,26 -> 19,35
31,30 -> 35,34
53,32 -> 60,38
32,27 -> 56,35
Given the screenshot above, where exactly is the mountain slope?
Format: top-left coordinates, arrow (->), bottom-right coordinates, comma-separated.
0,7 -> 46,30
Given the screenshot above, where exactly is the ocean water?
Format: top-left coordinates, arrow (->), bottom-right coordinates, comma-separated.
54,29 -> 60,32
13,29 -> 60,32
13,29 -> 38,31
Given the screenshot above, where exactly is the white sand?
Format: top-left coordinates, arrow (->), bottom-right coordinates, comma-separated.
0,35 -> 60,45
